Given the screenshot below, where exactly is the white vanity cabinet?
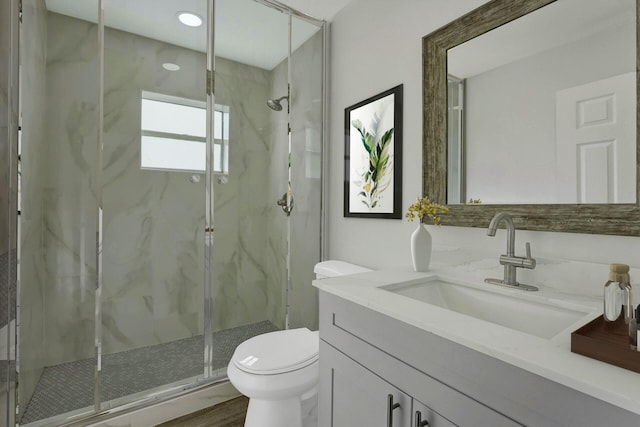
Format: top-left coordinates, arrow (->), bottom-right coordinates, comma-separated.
317,290 -> 639,427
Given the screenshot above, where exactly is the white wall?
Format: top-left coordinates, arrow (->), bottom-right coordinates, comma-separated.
328,0 -> 640,276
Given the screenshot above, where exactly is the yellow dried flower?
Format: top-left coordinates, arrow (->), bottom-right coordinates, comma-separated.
405,196 -> 448,225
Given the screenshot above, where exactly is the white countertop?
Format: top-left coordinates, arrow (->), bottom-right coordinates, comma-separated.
313,265 -> 640,416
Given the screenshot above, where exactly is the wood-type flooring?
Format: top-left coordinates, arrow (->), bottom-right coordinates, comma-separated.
157,396 -> 248,427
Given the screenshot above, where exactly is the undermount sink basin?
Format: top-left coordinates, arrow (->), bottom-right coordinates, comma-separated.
383,277 -> 595,340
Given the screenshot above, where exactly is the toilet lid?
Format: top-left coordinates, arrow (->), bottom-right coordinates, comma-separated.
232,328 -> 319,375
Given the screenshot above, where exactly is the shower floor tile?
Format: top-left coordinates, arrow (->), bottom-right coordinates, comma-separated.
20,321 -> 278,425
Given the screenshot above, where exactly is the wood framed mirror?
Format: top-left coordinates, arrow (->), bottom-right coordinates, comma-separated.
423,0 -> 640,235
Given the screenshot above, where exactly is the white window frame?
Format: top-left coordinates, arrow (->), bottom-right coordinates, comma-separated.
140,91 -> 229,175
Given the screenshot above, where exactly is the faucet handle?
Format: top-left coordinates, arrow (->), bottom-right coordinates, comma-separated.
522,242 -> 536,269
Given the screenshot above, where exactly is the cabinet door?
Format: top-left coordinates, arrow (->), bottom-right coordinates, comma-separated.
413,400 -> 457,427
320,341 -> 411,427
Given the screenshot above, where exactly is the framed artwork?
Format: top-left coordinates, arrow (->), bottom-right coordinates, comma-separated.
344,84 -> 403,218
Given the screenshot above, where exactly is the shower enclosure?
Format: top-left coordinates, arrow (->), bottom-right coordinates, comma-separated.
0,0 -> 326,425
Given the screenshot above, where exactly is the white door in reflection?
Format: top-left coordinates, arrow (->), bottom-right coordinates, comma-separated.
556,72 -> 636,203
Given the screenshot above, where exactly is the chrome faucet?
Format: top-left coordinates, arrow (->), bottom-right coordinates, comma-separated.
485,212 -> 538,291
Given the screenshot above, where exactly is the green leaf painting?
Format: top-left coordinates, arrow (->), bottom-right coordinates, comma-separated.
351,110 -> 394,210
345,85 -> 402,218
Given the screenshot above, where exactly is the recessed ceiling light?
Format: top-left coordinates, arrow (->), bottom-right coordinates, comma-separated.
177,12 -> 203,27
162,62 -> 181,71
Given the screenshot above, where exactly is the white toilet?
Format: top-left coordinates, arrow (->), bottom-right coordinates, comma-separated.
227,260 -> 371,427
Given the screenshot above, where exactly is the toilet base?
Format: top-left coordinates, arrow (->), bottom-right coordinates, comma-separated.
245,396 -> 302,427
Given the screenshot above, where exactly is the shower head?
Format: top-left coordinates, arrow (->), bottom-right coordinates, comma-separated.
267,95 -> 288,111
266,99 -> 282,111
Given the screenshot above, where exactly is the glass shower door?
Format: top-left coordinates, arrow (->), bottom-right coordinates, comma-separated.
208,0 -> 287,379
17,0 -> 100,423
2,0 -> 19,426
209,0 -> 325,381
99,0 -> 208,410
288,15 -> 324,331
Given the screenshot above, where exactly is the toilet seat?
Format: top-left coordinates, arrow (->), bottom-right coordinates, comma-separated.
232,328 -> 319,375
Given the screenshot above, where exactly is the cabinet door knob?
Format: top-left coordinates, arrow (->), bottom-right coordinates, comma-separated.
415,411 -> 430,426
387,394 -> 401,427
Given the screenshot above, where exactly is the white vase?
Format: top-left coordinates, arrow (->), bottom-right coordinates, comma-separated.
411,223 -> 432,272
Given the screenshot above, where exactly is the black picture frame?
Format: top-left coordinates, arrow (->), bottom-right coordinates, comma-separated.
344,84 -> 403,218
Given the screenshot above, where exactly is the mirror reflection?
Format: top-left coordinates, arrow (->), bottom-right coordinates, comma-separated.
447,0 -> 636,205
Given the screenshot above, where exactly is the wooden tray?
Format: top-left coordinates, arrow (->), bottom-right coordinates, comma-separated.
571,315 -> 640,374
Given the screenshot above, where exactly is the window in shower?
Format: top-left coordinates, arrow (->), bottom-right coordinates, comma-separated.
140,91 -> 229,174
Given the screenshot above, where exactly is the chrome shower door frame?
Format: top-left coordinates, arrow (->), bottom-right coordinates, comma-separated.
204,0 -> 216,380
1,0 -> 19,425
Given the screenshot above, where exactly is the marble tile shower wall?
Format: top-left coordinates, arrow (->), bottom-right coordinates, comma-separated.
212,56 -> 272,332
43,12 -> 99,366
103,18 -> 274,349
100,20 -> 208,356
41,13 -> 276,363
19,0 -> 48,410
266,30 -> 323,330
19,13 -> 321,396
0,0 -> 9,262
0,0 -> 17,261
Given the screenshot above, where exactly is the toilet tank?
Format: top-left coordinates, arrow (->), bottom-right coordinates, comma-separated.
314,260 -> 372,279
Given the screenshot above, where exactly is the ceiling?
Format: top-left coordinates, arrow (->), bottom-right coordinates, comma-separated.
44,0 -> 350,70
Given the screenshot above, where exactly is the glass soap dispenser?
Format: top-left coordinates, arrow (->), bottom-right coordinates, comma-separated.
603,263 -> 633,323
